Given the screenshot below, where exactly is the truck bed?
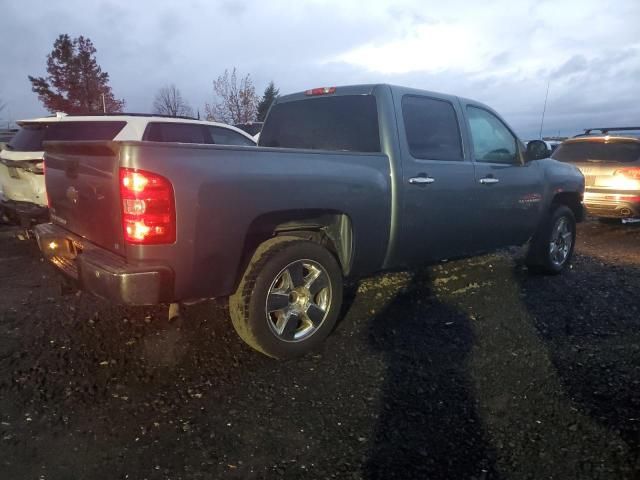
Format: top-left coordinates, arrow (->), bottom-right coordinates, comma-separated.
43,140 -> 392,300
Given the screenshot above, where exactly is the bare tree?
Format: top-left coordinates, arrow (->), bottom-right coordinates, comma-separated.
153,84 -> 194,117
204,68 -> 258,124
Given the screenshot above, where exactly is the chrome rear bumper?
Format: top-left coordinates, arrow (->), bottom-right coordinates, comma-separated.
34,223 -> 174,305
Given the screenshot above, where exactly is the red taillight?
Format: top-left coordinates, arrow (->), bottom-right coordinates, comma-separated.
305,86 -> 336,96
119,167 -> 175,244
614,167 -> 640,180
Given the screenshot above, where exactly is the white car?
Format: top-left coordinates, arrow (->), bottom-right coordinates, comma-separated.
0,113 -> 256,225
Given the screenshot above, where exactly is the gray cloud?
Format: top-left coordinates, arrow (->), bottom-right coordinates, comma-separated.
490,51 -> 511,67
1,0 -> 638,140
551,55 -> 588,79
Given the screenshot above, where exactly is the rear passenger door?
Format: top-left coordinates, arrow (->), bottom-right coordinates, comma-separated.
463,104 -> 544,249
396,94 -> 479,265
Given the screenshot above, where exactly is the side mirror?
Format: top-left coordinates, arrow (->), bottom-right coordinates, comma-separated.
526,140 -> 550,161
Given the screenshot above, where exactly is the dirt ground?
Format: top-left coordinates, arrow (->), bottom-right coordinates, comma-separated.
0,220 -> 639,479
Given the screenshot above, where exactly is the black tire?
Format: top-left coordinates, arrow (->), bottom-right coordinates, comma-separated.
229,236 -> 343,359
526,205 -> 576,275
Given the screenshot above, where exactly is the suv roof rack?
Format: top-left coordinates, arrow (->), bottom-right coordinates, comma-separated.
43,112 -> 198,121
582,126 -> 640,135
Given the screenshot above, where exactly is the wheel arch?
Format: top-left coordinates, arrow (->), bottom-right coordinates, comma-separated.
551,191 -> 584,222
236,209 -> 353,290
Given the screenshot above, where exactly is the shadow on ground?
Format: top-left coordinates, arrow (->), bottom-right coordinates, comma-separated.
515,253 -> 640,472
362,270 -> 498,479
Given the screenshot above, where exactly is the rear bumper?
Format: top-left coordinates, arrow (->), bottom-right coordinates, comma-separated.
1,197 -> 49,225
34,223 -> 174,305
583,190 -> 640,218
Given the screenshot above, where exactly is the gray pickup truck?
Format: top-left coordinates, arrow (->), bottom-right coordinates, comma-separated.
35,84 -> 585,358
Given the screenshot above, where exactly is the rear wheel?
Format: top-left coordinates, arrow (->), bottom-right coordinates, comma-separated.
229,237 -> 343,359
526,205 -> 576,274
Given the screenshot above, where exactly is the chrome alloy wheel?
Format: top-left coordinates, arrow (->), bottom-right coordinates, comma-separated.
549,217 -> 573,267
265,259 -> 332,342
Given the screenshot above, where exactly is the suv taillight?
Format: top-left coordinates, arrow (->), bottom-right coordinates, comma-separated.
614,167 -> 640,180
119,167 -> 175,244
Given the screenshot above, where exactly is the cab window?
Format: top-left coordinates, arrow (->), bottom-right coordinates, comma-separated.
467,106 -> 519,164
402,95 -> 463,161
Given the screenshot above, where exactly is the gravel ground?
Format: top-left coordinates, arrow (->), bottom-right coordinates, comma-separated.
0,220 -> 639,479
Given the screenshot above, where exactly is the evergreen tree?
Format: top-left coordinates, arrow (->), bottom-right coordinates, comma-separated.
257,81 -> 279,122
28,34 -> 125,114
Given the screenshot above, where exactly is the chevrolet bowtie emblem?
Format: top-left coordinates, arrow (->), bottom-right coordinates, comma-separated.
66,186 -> 79,204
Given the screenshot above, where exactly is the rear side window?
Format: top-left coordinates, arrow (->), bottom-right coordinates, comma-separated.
7,121 -> 126,151
552,141 -> 640,163
209,126 -> 255,146
402,96 -> 463,161
259,95 -> 380,152
234,123 -> 263,136
144,123 -> 208,144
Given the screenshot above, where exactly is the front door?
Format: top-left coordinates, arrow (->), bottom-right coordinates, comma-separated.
396,94 -> 478,265
464,104 -> 544,250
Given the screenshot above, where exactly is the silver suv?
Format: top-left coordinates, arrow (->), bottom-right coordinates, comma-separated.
552,127 -> 640,222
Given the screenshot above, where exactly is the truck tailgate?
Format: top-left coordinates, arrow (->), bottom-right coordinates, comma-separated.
44,141 -> 124,255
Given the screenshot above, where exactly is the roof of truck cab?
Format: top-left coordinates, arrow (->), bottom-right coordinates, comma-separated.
275,84 -> 380,103
275,83 -> 488,108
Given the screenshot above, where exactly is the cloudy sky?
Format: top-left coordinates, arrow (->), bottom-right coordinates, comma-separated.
1,0 -> 638,138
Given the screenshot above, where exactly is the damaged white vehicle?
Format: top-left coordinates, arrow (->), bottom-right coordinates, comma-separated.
0,113 -> 256,226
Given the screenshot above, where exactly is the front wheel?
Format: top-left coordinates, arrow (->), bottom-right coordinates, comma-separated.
229,237 -> 343,359
526,205 -> 576,274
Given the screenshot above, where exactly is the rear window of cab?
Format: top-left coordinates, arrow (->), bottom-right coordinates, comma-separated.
259,95 -> 381,153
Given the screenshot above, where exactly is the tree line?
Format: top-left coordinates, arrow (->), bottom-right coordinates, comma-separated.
27,34 -> 279,124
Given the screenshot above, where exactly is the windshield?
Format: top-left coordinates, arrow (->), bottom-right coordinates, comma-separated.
552,140 -> 640,163
6,121 -> 126,152
259,95 -> 380,152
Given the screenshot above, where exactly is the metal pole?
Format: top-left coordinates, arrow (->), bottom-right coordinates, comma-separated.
538,79 -> 550,139
101,93 -> 106,113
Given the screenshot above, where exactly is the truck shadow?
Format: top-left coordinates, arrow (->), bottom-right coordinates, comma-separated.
361,269 -> 498,480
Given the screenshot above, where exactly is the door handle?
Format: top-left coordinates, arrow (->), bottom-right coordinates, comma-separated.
479,177 -> 500,185
409,176 -> 435,185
